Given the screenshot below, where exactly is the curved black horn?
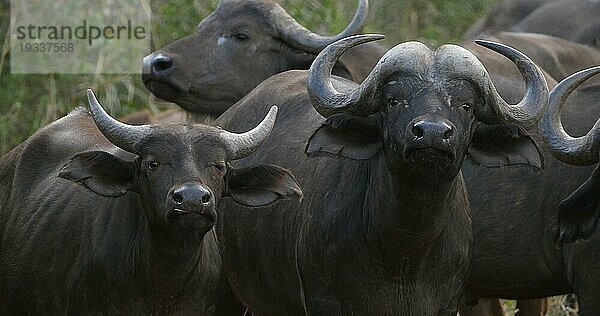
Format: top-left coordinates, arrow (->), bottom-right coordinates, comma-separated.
272,0 -> 369,54
474,40 -> 549,128
538,66 -> 600,166
307,34 -> 385,117
86,89 -> 150,153
220,105 -> 278,160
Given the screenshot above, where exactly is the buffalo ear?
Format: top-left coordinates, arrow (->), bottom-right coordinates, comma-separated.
468,123 -> 543,169
226,164 -> 303,207
59,151 -> 136,197
556,164 -> 600,245
306,114 -> 382,160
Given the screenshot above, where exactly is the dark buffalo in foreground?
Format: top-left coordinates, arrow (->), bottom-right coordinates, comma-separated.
0,90 -> 301,314
140,0 -> 387,121
539,66 -> 600,244
214,35 -> 548,314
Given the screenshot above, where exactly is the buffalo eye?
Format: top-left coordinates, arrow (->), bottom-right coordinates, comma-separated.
147,160 -> 160,171
235,32 -> 249,42
462,102 -> 472,112
387,97 -> 408,108
211,161 -> 226,173
387,97 -> 400,108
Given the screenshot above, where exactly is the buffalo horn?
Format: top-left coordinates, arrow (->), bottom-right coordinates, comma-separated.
220,105 -> 278,160
86,89 -> 150,153
474,40 -> 548,128
273,0 -> 369,54
538,66 -> 600,166
307,34 -> 385,117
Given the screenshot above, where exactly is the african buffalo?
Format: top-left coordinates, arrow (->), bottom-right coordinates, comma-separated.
539,66 -> 600,245
460,31 -> 600,316
465,0 -> 599,49
0,90 -> 301,314
213,35 -> 548,314
512,0 -> 600,48
459,64 -> 600,314
463,0 -> 550,40
140,0 -> 387,120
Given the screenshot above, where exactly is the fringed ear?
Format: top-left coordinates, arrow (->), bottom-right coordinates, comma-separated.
468,123 -> 543,169
59,151 -> 136,197
556,164 -> 600,245
306,114 -> 382,160
225,164 -> 302,207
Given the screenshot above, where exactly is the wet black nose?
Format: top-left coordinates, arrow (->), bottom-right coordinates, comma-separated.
169,182 -> 214,216
411,119 -> 454,141
142,53 -> 174,79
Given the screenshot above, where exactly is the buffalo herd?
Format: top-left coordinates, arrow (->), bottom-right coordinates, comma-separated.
1,0 -> 599,315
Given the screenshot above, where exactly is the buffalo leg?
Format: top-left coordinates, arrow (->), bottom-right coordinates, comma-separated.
573,242 -> 600,315
458,296 -> 505,316
576,291 -> 599,315
515,298 -> 547,316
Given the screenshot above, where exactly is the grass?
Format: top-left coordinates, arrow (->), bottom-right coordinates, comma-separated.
0,0 -> 493,154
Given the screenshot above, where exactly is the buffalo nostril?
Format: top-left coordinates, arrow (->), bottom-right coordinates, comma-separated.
201,192 -> 211,204
412,124 -> 424,138
443,128 -> 454,140
172,193 -> 183,205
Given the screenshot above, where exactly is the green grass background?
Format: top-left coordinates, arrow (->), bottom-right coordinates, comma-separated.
0,0 -> 494,154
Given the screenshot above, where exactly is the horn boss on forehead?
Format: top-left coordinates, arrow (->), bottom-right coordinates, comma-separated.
308,35 -> 548,129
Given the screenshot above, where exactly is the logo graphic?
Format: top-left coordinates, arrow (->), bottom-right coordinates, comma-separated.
10,0 -> 151,74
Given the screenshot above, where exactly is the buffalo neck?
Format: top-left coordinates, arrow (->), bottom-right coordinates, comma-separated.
362,156 -> 470,268
129,203 -> 210,295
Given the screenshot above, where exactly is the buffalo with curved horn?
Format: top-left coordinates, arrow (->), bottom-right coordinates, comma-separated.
0,90 -> 301,314
140,0 -> 386,119
459,63 -> 600,314
214,34 -> 547,314
530,66 -> 600,313
539,66 -> 600,244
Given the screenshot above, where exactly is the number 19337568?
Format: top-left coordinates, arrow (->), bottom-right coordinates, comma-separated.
18,42 -> 74,53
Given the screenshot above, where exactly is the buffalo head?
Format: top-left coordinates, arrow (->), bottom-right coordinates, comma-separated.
142,0 -> 368,115
307,35 -> 547,180
538,66 -> 600,244
59,90 -> 302,235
